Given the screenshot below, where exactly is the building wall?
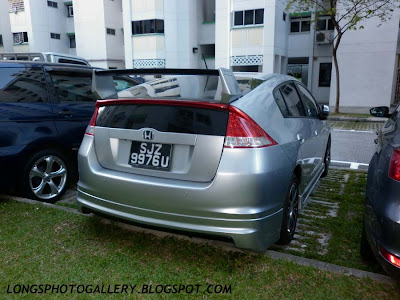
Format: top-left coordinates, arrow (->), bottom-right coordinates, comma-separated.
329,10 -> 400,113
123,0 -> 165,68
74,0 -> 107,68
0,1 -> 13,52
27,0 -> 72,53
104,0 -> 125,68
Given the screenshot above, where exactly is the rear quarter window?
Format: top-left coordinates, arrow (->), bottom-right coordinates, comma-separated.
0,67 -> 48,103
49,70 -> 97,102
273,89 -> 290,117
279,82 -> 306,117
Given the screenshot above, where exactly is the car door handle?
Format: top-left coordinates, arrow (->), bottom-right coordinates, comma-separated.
58,109 -> 72,117
297,134 -> 305,144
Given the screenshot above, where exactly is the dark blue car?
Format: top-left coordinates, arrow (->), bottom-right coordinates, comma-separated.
0,61 -> 98,202
362,104 -> 400,277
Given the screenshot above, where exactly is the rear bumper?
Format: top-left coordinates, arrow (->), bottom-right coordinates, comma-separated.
77,189 -> 282,251
77,135 -> 293,251
365,194 -> 400,277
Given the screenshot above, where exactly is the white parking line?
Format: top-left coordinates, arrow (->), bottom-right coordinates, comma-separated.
331,160 -> 369,170
332,129 -> 375,133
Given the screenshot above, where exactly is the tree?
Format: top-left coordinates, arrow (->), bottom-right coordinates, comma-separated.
286,0 -> 399,113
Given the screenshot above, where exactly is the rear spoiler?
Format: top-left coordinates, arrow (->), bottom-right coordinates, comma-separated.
91,68 -> 242,103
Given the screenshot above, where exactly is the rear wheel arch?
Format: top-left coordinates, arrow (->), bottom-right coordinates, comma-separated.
293,164 -> 302,188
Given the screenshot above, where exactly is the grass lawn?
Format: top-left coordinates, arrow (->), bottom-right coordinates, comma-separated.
330,112 -> 372,118
0,199 -> 399,299
272,169 -> 381,273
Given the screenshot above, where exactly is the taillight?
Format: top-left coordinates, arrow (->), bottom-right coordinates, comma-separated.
224,106 -> 277,148
85,103 -> 99,136
389,148 -> 400,181
379,246 -> 400,268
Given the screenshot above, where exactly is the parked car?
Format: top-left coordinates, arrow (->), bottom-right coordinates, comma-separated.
77,69 -> 331,251
0,52 -> 90,66
0,61 -> 99,202
0,61 -> 143,202
362,104 -> 400,277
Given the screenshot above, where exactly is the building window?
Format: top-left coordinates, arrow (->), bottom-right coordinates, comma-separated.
131,19 -> 164,35
67,5 -> 73,17
106,28 -> 116,35
8,0 -> 24,12
13,32 -> 28,44
233,9 -> 264,27
50,33 -> 61,39
316,18 -> 334,31
290,17 -> 311,33
69,35 -> 76,48
47,1 -> 58,8
318,63 -> 332,87
0,35 -> 3,46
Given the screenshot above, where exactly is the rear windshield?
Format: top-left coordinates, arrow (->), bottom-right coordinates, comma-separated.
118,75 -> 221,101
96,104 -> 229,136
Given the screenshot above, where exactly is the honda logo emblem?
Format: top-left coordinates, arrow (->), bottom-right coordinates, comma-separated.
143,130 -> 154,140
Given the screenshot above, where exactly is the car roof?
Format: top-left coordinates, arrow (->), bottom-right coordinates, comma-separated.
0,60 -> 95,70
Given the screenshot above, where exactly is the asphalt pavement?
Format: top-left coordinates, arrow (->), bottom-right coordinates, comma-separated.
331,129 -> 377,165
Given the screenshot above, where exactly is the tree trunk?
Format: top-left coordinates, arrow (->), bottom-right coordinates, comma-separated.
333,48 -> 340,113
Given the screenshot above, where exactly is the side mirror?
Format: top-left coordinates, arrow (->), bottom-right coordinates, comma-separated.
370,106 -> 390,118
320,105 -> 330,120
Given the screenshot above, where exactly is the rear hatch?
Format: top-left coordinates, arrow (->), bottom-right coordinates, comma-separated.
93,99 -> 229,182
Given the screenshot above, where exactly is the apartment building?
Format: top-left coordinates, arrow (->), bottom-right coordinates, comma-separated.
122,0 -> 287,74
1,0 -> 399,111
2,0 -> 123,69
74,0 -> 124,68
4,0 -> 76,55
0,0 -> 13,52
328,10 -> 400,112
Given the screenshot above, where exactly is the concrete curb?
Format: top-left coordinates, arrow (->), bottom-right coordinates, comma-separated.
328,116 -> 386,123
266,251 -> 395,284
0,194 -> 396,285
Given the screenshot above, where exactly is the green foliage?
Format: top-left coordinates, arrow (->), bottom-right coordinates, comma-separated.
286,0 -> 400,42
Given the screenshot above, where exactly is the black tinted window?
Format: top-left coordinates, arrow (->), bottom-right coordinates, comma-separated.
0,67 -> 48,103
290,21 -> 300,32
296,84 -> 319,117
279,83 -> 306,117
49,71 -> 96,102
273,89 -> 290,117
131,19 -> 164,35
319,63 -> 332,87
244,10 -> 254,25
57,58 -> 87,65
234,11 -> 244,26
255,9 -> 264,24
96,105 -> 229,136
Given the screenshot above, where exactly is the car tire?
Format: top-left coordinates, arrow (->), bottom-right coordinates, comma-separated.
321,138 -> 331,178
277,174 -> 299,245
360,222 -> 375,262
22,149 -> 70,203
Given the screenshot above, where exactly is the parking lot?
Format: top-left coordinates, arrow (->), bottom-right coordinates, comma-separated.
2,94 -> 398,300
1,166 -> 399,299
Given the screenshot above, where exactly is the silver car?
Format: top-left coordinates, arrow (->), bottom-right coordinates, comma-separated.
77,68 -> 331,251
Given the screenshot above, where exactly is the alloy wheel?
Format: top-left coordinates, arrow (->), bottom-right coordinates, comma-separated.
286,183 -> 299,234
29,155 -> 67,200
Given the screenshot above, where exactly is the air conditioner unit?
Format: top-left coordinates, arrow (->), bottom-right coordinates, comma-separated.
315,31 -> 332,44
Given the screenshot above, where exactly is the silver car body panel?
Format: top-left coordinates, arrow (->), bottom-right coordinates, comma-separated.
77,73 -> 330,251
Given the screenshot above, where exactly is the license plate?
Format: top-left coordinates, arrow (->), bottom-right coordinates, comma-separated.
129,141 -> 172,170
